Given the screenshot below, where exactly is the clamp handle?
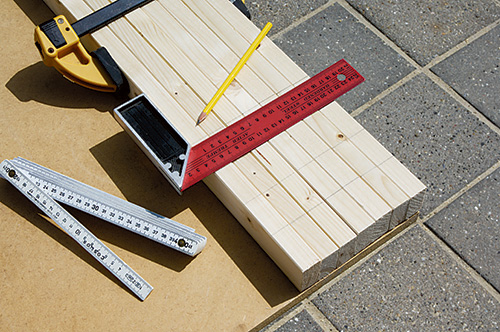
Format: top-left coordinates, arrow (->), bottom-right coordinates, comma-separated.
34,15 -> 126,93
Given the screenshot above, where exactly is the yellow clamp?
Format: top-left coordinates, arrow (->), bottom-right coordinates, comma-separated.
34,15 -> 117,93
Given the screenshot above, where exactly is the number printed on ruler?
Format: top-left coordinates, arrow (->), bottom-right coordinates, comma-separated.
46,182 -> 196,252
13,158 -> 206,256
1,157 -> 208,300
0,160 -> 153,300
181,59 -> 364,190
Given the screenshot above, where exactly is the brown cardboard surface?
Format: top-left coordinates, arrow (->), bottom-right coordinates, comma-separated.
0,1 -> 299,330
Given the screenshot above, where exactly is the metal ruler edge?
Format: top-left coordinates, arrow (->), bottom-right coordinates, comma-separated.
113,59 -> 364,193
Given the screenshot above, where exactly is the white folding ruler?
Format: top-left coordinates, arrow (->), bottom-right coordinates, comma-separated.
0,157 -> 207,300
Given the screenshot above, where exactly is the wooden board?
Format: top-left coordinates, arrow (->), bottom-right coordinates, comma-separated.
38,0 -> 426,291
39,0 -> 424,290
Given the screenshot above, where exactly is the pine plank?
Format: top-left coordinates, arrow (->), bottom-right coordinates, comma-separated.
181,0 -> 306,90
173,0 -> 394,256
43,0 -> 426,291
379,157 -> 426,219
234,154 -> 340,274
202,0 -> 307,84
251,144 -> 357,265
119,0 -> 342,273
204,169 -> 321,289
123,0 -> 351,274
54,0 -> 322,290
196,1 -> 424,229
159,0 -> 291,96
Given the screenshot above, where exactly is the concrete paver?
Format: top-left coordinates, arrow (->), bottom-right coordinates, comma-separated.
273,3 -> 414,112
355,74 -> 500,215
426,167 -> 500,292
311,226 -> 500,332
346,0 -> 500,65
246,0 -> 329,35
274,310 -> 324,332
431,25 -> 500,128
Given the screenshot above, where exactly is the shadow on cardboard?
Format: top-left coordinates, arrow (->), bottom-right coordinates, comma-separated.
6,62 -> 125,112
0,180 -> 195,301
90,132 -> 300,306
13,0 -> 54,26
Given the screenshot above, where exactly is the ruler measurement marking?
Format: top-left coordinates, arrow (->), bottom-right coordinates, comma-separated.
188,127 -> 255,170
181,60 -> 363,189
16,160 -> 203,255
1,161 -> 153,300
186,65 -> 355,170
17,158 -> 196,234
198,126 -> 254,157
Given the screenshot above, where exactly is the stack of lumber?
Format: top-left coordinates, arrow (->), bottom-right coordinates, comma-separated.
43,0 -> 426,290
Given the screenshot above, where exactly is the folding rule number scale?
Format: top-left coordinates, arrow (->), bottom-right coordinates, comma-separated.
1,158 -> 206,300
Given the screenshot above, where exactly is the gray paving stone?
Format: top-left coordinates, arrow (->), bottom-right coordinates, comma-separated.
247,0 -> 329,36
273,3 -> 414,112
346,0 -> 500,65
431,25 -> 500,128
311,226 -> 500,332
274,310 -> 324,332
426,167 -> 500,292
355,74 -> 500,215
259,308 -> 326,332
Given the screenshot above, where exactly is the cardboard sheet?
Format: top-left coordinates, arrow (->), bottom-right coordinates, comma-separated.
0,1 -> 299,330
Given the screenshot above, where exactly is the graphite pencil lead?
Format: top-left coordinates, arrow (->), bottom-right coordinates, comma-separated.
196,111 -> 208,126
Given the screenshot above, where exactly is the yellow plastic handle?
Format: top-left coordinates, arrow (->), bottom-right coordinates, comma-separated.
34,15 -> 117,92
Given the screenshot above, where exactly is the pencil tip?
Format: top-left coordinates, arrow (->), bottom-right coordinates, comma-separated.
196,112 -> 207,126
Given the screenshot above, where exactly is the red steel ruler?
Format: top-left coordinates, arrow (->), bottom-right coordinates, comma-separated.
182,59 -> 364,189
114,59 -> 364,193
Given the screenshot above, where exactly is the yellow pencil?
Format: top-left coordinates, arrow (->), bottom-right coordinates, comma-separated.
196,22 -> 273,126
